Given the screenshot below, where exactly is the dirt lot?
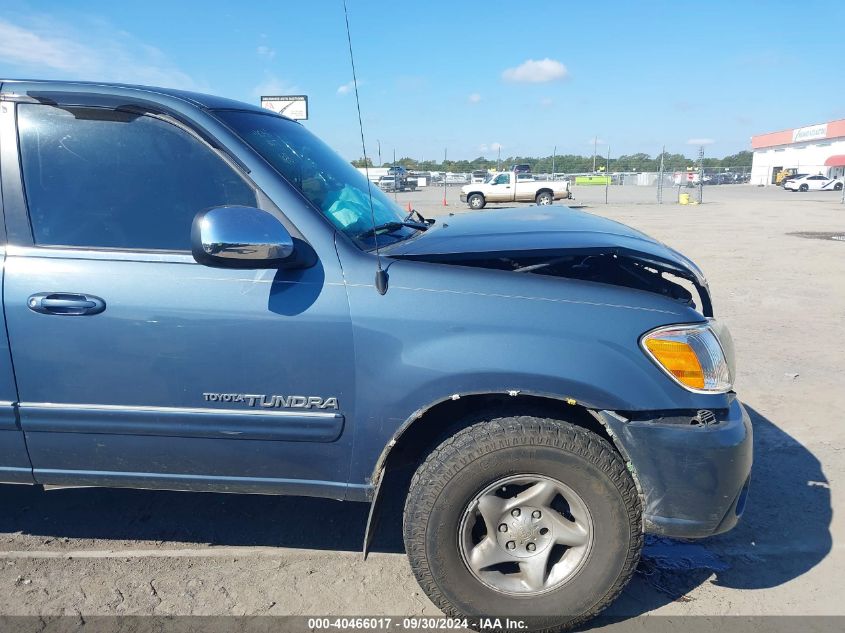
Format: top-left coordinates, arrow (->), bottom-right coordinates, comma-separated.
1,183 -> 842,623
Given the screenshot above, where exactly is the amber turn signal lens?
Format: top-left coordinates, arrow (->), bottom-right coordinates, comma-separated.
643,338 -> 705,389
641,323 -> 732,393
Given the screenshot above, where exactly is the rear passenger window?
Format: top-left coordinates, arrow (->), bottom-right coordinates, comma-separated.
17,104 -> 256,251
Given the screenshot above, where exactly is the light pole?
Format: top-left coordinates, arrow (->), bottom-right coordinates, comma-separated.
377,139 -> 381,167
687,138 -> 714,203
698,145 -> 705,203
443,147 -> 448,206
657,144 -> 665,204
393,148 -> 397,202
552,145 -> 556,177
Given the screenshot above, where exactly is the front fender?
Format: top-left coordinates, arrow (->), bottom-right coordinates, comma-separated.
343,259 -> 731,490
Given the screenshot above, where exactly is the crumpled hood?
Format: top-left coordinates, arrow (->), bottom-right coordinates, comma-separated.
385,207 -> 712,315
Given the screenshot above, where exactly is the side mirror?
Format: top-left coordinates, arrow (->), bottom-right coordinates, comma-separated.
191,206 -> 295,269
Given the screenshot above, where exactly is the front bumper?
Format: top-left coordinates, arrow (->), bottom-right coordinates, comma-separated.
459,192 -> 468,203
593,397 -> 752,538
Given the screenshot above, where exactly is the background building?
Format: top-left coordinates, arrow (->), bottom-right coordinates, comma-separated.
750,119 -> 845,185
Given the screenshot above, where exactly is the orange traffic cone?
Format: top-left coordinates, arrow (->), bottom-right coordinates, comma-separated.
407,202 -> 412,212
442,196 -> 448,206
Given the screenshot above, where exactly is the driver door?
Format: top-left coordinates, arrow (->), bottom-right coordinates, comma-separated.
487,173 -> 513,202
0,100 -> 356,498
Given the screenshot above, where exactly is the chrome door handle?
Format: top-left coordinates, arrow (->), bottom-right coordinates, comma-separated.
28,293 -> 106,316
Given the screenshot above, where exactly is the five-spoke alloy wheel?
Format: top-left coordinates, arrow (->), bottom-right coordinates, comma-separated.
459,474 -> 594,595
404,414 -> 643,632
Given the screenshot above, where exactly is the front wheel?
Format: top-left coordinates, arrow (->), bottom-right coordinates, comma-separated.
403,415 -> 642,632
799,184 -> 809,192
468,193 -> 486,210
536,191 -> 554,205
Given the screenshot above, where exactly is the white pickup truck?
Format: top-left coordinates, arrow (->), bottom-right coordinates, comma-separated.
460,171 -> 572,209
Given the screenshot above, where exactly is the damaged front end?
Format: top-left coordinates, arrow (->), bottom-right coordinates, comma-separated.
384,207 -> 713,316
592,400 -> 752,538
406,249 -> 711,317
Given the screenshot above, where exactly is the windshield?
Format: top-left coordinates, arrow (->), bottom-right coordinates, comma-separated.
215,110 -> 416,248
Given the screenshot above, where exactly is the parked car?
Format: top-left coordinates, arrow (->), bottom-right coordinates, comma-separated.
377,175 -> 398,191
471,169 -> 489,184
781,173 -> 808,188
444,172 -> 469,185
378,171 -> 417,192
784,174 -> 844,192
0,79 -> 752,632
704,173 -> 739,185
460,171 -> 572,209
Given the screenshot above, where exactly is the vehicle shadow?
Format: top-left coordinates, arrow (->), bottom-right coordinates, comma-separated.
0,483 -> 404,554
0,403 -> 829,615
594,403 -> 832,623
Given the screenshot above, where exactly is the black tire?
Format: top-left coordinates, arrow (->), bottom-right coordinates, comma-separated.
799,184 -> 809,192
468,193 -> 486,210
834,182 -> 843,191
403,415 -> 642,632
536,191 -> 554,205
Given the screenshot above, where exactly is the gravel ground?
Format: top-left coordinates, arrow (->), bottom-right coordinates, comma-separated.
1,183 -> 842,624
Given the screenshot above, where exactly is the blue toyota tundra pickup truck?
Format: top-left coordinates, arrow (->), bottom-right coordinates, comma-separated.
0,80 -> 751,630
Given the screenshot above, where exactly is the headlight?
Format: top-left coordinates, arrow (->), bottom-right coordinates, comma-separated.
641,323 -> 732,393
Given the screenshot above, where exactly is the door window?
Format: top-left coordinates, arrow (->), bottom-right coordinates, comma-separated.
493,174 -> 510,185
17,104 -> 256,251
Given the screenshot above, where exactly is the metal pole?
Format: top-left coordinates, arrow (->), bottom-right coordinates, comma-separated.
593,137 -> 597,172
605,145 -> 610,204
841,169 -> 845,204
552,145 -> 556,177
698,145 -> 705,203
393,149 -> 397,202
377,139 -> 381,166
443,147 -> 447,206
657,144 -> 665,204
497,146 -> 501,172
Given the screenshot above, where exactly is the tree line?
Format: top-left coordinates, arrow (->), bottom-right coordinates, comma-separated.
352,150 -> 753,173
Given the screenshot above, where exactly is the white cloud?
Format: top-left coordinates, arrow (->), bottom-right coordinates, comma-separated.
503,58 -> 568,83
337,80 -> 360,95
252,73 -> 298,97
687,138 -> 715,145
468,92 -> 481,103
256,45 -> 276,60
0,16 -> 201,90
479,142 -> 503,153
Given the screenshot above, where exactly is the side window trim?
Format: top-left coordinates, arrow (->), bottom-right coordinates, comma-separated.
15,103 -> 259,255
0,100 -> 33,247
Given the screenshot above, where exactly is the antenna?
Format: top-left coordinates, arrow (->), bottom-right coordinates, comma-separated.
342,0 -> 388,295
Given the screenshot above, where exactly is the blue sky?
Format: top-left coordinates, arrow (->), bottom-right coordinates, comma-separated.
2,0 -> 843,162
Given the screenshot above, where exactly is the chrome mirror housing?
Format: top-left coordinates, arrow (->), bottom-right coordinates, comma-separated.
191,206 -> 295,269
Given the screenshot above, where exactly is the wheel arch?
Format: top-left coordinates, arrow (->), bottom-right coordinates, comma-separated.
466,191 -> 486,207
362,390 -> 627,557
535,187 -> 554,200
